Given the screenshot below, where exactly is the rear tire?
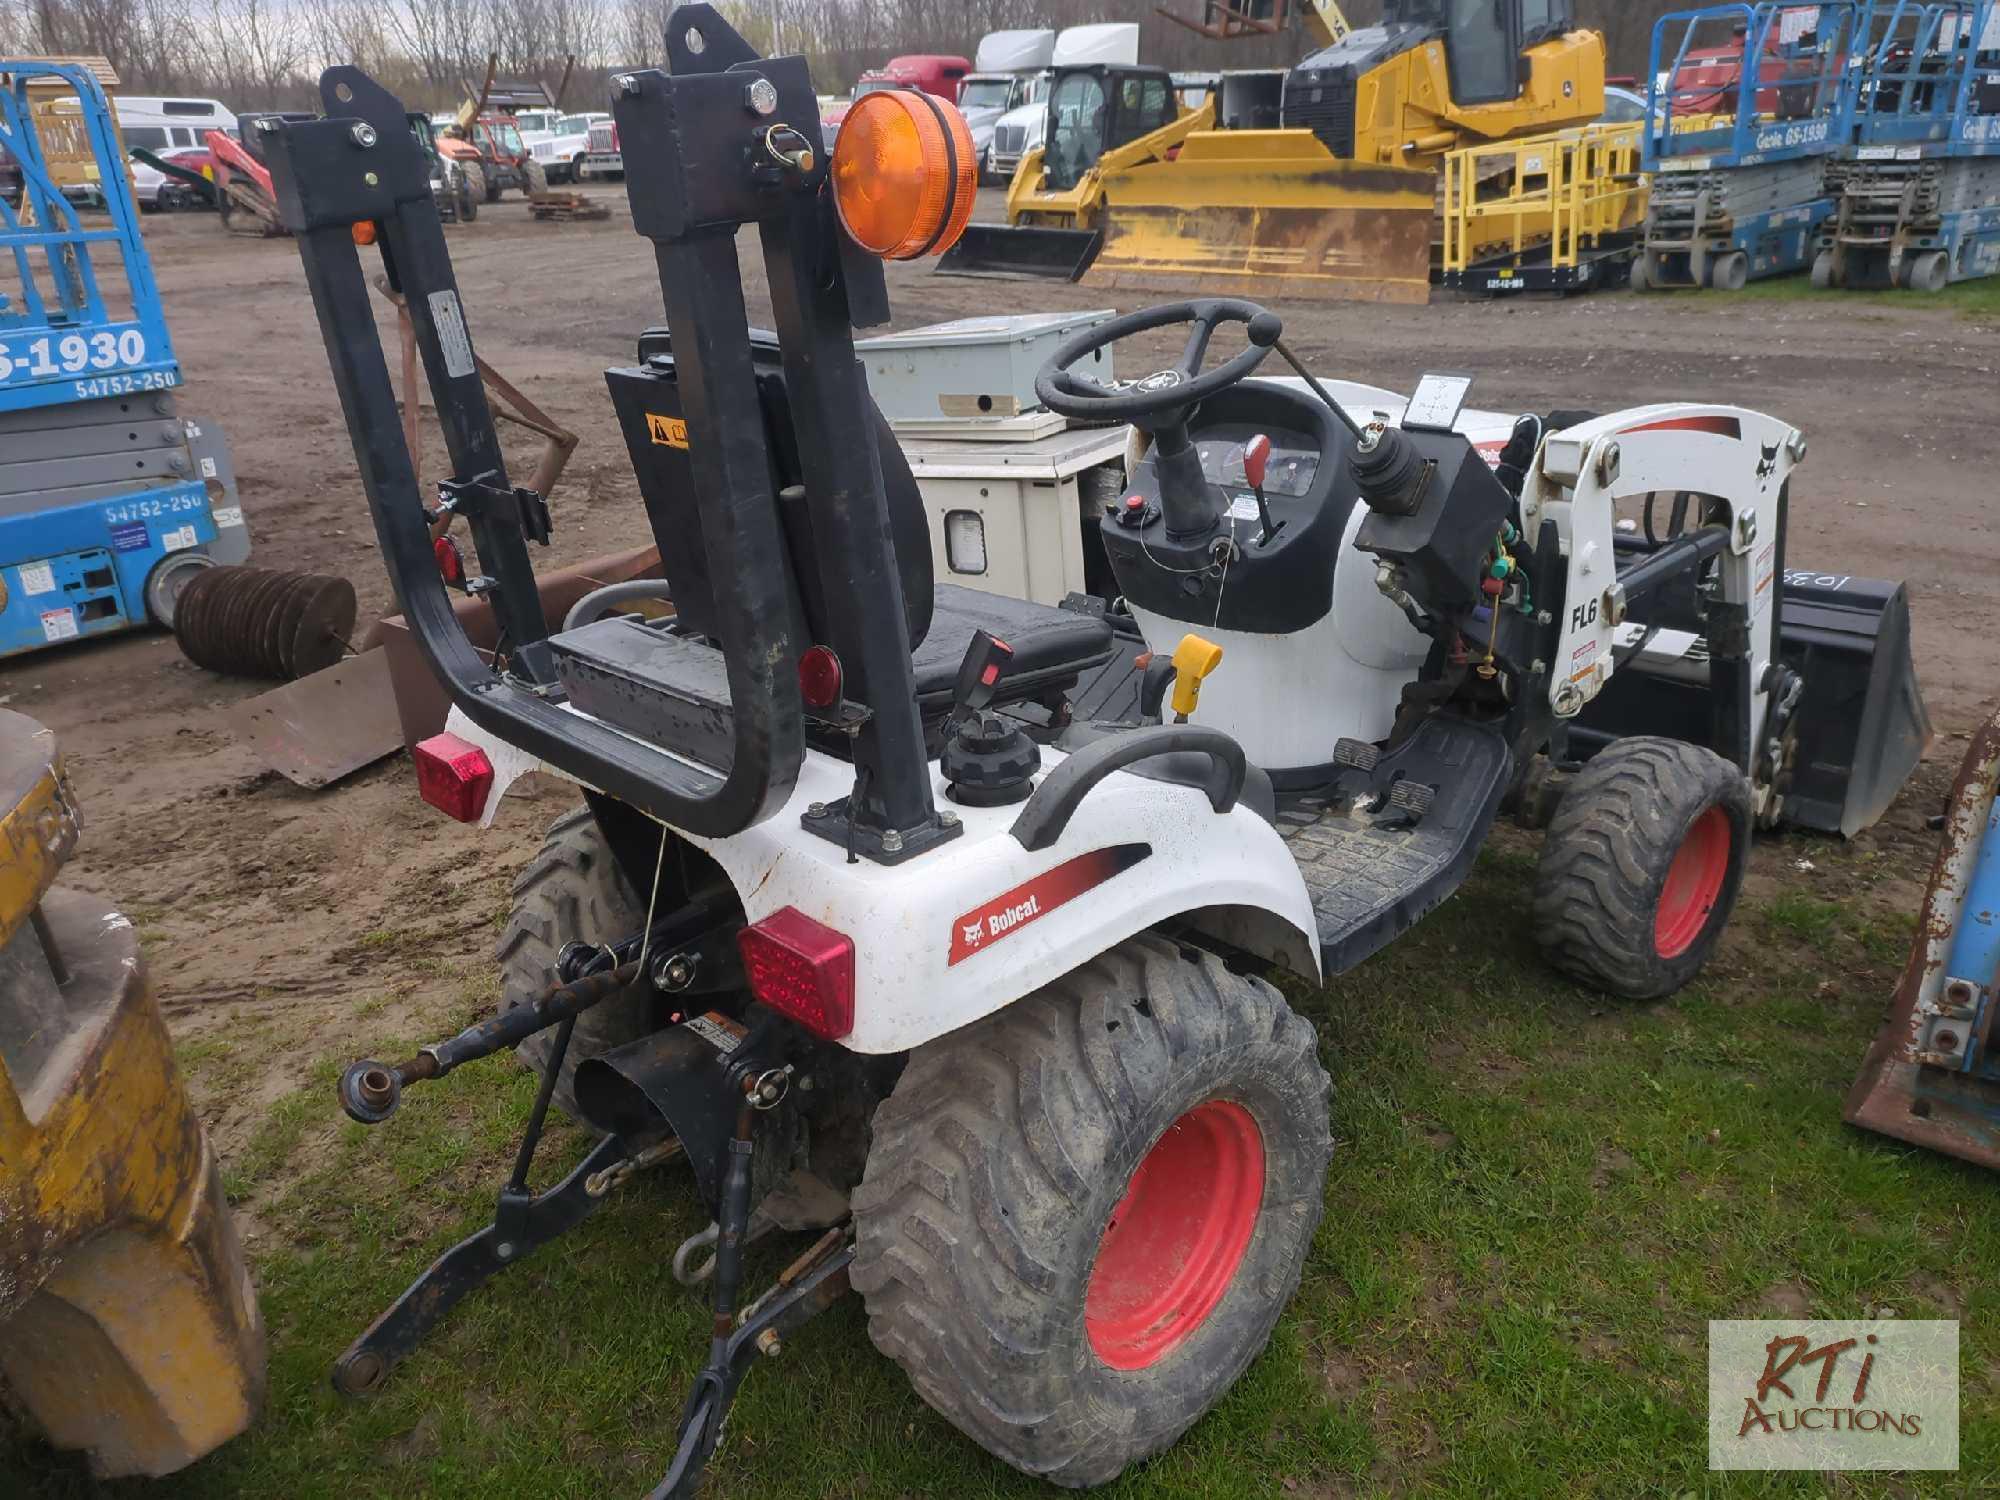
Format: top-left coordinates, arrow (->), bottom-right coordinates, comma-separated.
1628,253 -> 1652,292
852,935 -> 1332,1489
1532,737 -> 1752,1000
1811,249 -> 1835,289
495,805 -> 654,1119
1709,250 -> 1749,291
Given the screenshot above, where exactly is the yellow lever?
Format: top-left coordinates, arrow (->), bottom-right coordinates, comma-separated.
1169,635 -> 1224,721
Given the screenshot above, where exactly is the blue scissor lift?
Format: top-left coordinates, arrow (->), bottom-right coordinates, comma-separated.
1816,0 -> 2000,289
1634,2 -> 1858,289
0,60 -> 247,661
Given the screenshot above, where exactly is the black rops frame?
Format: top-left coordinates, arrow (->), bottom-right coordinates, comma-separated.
261,8 -> 954,860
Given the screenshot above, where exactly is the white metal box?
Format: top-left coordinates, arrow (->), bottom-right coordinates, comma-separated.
858,310 -> 1116,425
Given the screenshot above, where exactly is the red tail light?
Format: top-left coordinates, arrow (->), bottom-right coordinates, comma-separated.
434,534 -> 465,584
738,907 -> 854,1040
413,732 -> 494,822
798,645 -> 843,709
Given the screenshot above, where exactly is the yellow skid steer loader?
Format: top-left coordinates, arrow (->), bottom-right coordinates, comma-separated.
941,0 -> 1607,302
0,709 -> 265,1477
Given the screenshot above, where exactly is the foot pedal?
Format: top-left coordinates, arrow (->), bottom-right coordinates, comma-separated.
1388,779 -> 1436,820
1334,738 -> 1381,772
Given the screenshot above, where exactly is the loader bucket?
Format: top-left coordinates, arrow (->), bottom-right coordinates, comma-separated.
1844,712 -> 2000,1170
1574,570 -> 1929,836
935,222 -> 1104,281
1778,574 -> 1933,837
0,709 -> 265,1476
1083,131 -> 1437,305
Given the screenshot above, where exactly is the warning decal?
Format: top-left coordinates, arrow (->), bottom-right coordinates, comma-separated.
647,413 -> 689,448
948,844 -> 1151,966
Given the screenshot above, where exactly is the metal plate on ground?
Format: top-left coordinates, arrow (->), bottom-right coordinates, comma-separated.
222,648 -> 402,789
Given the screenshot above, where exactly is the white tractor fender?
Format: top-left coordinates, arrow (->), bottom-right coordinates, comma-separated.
445,707 -> 1320,1053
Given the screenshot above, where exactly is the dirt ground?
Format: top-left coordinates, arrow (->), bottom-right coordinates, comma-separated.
8,180 -> 1997,1230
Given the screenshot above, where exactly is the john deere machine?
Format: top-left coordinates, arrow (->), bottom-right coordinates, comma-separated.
942,0 -> 1607,300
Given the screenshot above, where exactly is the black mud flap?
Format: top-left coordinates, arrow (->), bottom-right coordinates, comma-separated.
1845,713 -> 2000,1170
936,223 -> 1103,281
1574,572 -> 1931,836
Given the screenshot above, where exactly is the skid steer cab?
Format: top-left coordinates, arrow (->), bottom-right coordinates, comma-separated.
266,8 -> 1806,1493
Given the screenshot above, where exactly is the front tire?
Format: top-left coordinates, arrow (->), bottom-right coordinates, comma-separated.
1709,249 -> 1749,291
852,935 -> 1332,1488
572,152 -> 589,183
1532,736 -> 1752,1000
524,158 -> 548,196
495,805 -> 654,1118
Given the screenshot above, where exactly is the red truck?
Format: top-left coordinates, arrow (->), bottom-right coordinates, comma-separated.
822,54 -> 972,146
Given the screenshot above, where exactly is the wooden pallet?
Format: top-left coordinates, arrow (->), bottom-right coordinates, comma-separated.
528,191 -> 610,223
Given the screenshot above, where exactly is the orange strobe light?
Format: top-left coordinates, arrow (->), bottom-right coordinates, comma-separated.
831,89 -> 976,260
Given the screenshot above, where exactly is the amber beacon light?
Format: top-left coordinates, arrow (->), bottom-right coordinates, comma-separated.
831,89 -> 976,260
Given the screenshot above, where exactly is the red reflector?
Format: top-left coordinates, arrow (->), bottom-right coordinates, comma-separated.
412,732 -> 494,822
738,907 -> 855,1040
433,534 -> 464,584
980,662 -> 1000,686
799,645 -> 844,709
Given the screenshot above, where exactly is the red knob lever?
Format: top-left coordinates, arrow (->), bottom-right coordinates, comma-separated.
1242,433 -> 1272,493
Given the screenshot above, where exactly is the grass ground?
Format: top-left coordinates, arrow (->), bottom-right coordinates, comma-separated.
4,823 -> 1992,1499
1733,273 -> 2000,318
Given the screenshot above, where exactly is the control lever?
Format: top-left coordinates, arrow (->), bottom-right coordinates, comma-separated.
949,630 -> 1015,722
1241,433 -> 1279,546
1168,635 -> 1224,723
943,631 -> 1039,806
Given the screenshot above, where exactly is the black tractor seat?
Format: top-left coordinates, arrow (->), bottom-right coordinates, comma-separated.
549,585 -> 1115,768
915,586 -> 1116,725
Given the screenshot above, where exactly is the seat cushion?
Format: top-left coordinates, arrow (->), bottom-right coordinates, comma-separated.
913,585 -> 1117,715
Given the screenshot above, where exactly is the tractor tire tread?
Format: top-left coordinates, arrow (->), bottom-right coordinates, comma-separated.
494,803 -> 650,1118
1531,736 -> 1750,1000
851,935 -> 1331,1488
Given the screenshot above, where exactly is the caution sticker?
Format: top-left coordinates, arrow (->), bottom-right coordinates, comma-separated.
18,560 -> 55,596
647,413 -> 689,449
40,607 -> 78,643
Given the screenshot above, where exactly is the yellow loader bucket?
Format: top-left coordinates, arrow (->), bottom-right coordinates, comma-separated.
1085,130 -> 1437,305
0,708 -> 265,1477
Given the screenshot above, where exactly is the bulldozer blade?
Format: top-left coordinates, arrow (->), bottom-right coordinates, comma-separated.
1845,711 -> 2000,1170
1084,133 -> 1436,304
936,223 -> 1104,281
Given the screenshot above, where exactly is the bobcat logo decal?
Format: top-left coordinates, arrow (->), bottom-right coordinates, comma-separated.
1755,441 -> 1781,481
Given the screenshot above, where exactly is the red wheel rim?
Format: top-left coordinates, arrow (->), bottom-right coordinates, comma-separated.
1085,1100 -> 1265,1371
1655,805 -> 1731,959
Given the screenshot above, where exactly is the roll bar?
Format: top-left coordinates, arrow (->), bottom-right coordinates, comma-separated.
262,65 -> 807,838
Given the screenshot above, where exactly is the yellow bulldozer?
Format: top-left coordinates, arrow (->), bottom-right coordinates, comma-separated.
1,709 -> 265,1476
940,0 -> 1609,301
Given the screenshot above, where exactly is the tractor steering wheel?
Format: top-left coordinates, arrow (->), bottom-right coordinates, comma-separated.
1035,299 -> 1283,427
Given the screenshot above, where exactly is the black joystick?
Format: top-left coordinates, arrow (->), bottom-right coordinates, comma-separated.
941,630 -> 1041,806
1351,422 -> 1429,517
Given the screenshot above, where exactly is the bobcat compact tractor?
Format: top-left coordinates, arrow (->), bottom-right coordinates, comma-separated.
263,12 -> 1890,1492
